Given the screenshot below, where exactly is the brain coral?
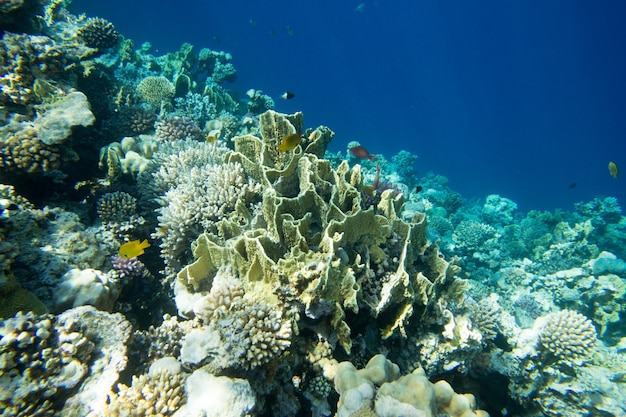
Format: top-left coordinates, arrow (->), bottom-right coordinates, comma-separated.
539,310 -> 597,363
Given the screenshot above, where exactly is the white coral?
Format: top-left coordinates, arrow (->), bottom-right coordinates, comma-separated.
539,310 -> 597,362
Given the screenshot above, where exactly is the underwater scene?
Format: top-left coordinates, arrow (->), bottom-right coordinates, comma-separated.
1,1 -> 626,416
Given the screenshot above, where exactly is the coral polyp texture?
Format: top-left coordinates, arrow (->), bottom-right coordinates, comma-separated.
77,17 -> 119,52
137,76 -> 176,109
1,3 -> 625,417
539,310 -> 597,362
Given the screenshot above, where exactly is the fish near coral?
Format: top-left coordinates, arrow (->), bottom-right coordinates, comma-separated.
118,239 -> 150,259
608,161 -> 619,178
349,145 -> 376,161
277,133 -> 302,152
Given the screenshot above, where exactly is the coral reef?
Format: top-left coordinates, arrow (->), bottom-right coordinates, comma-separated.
0,306 -> 131,416
0,3 -> 624,417
109,106 -> 157,137
106,367 -> 186,417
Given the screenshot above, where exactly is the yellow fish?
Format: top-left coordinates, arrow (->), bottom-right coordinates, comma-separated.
205,135 -> 218,143
277,133 -> 302,152
118,239 -> 150,259
609,161 -> 619,178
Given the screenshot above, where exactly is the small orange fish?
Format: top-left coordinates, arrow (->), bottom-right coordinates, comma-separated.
118,239 -> 150,259
608,161 -> 619,178
277,133 -> 302,152
349,145 -> 376,161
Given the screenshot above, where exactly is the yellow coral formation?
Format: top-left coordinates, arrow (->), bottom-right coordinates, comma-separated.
175,110 -> 467,354
106,370 -> 186,417
0,124 -> 64,173
334,355 -> 489,417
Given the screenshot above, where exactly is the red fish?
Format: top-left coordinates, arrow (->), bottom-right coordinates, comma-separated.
349,145 -> 376,161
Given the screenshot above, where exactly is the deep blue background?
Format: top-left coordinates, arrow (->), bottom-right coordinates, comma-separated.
70,0 -> 626,212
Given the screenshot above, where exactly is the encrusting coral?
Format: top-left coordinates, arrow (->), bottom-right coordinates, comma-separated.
333,354 -> 489,417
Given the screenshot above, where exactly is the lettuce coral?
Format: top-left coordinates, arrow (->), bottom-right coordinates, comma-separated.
173,110 -> 468,356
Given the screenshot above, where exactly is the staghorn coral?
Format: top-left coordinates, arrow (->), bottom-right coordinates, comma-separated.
539,310 -> 597,363
137,76 -> 175,109
155,116 -> 204,142
77,17 -> 119,52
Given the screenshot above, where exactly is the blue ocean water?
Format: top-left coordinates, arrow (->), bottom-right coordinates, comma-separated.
70,0 -> 626,212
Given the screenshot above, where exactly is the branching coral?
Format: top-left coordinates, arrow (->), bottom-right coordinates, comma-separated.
155,116 -> 204,142
539,310 -> 597,363
109,106 -> 156,137
0,123 -> 64,173
150,141 -> 260,278
77,17 -> 119,52
106,369 -> 186,417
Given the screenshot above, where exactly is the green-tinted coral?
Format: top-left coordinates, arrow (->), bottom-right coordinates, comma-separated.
0,279 -> 47,319
137,76 -> 175,109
